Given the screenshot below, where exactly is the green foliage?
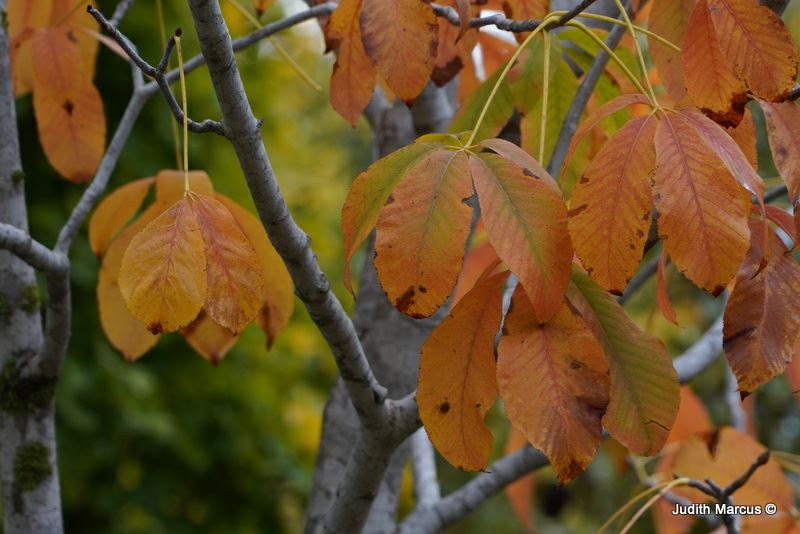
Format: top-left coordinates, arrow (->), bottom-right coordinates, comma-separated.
13,442 -> 52,492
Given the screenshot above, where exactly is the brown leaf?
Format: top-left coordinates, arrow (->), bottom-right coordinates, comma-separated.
656,248 -> 678,325
759,100 -> 800,240
648,0 -> 694,104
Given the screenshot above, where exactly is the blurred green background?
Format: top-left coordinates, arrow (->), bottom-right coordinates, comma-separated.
4,0 -> 800,532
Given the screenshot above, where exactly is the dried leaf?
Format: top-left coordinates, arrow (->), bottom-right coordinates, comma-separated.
759,100 -> 800,240
498,287 -> 609,483
418,270 -> 508,471
89,177 -> 155,256
647,0 -> 694,103
471,154 -> 572,323
666,386 -> 712,444
450,237 -> 501,307
375,150 -> 473,318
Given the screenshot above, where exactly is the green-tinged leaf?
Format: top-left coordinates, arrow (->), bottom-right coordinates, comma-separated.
449,66 -> 514,143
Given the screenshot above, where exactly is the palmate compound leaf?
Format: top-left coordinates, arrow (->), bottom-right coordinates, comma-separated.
31,27 -> 105,182
498,286 -> 610,483
568,114 -> 657,295
89,177 -> 155,256
341,141 -> 440,295
759,100 -> 800,240
471,153 -> 572,323
119,197 -> 208,334
327,0 -> 375,126
707,0 -> 799,102
359,0 -> 438,103
190,194 -> 264,334
653,110 -> 751,295
723,219 -> 800,395
374,149 -> 473,318
568,269 -> 680,456
681,0 -> 747,124
418,268 -> 508,471
98,204 -> 162,361
449,66 -> 515,143
215,194 -> 295,348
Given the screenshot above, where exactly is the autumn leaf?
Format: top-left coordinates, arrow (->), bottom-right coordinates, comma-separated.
119,198 -> 208,334
568,114 -> 657,294
155,169 -> 215,204
681,0 -> 747,124
707,0 -> 799,101
450,236 -> 501,307
7,0 -> 52,96
191,193 -> 264,334
98,205 -> 162,361
471,153 -> 572,323
253,0 -> 274,16
723,220 -> 800,395
328,0 -> 375,126
359,0 -> 438,103
31,27 -> 105,182
89,177 -> 155,256
479,138 -> 558,190
418,269 -> 508,471
216,195 -> 295,348
726,106 -> 757,169
374,150 -> 472,318
653,110 -> 751,295
647,0 -> 694,104
449,66 -> 514,143
656,248 -> 678,325
503,427 -> 536,532
502,0 -> 549,42
568,269 -> 679,455
181,310 -> 238,365
341,142 -> 439,294
759,100 -> 800,239
498,287 -> 609,483
666,386 -> 712,444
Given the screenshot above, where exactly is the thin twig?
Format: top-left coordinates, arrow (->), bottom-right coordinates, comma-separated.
0,223 -> 68,275
109,0 -> 135,27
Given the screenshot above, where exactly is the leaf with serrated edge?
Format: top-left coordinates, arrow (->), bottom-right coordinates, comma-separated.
471,153 -> 572,322
359,0 -> 438,102
341,142 -> 440,294
498,286 -> 609,483
724,220 -> 800,395
653,111 -> 751,294
418,270 -> 508,471
568,269 -> 679,455
375,150 -> 473,318
89,177 -> 155,256
191,193 -> 264,334
216,195 -> 295,348
568,114 -> 657,294
119,198 -> 207,334
707,0 -> 799,101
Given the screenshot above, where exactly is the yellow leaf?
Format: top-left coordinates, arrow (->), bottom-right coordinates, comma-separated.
181,310 -> 238,365
119,198 -> 207,334
31,27 -> 105,182
418,270 -> 507,471
89,177 -> 155,256
191,193 -> 264,334
155,169 -> 215,204
7,0 -> 52,96
375,149 -> 472,318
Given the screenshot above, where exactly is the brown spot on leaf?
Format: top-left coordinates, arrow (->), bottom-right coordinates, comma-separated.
636,229 -> 644,238
711,285 -> 726,297
579,175 -> 589,184
385,194 -> 395,205
569,360 -> 583,370
522,168 -> 540,180
148,322 -> 164,335
568,204 -> 588,217
62,100 -> 74,115
395,286 -> 416,313
66,31 -> 78,43
439,402 -> 450,414
418,286 -> 428,293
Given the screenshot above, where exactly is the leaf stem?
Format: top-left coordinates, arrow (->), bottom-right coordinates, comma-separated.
175,34 -> 190,192
53,0 -> 86,27
574,12 -> 681,51
156,0 -> 183,170
595,477 -> 689,533
613,0 -> 659,106
539,30 -> 552,163
565,20 -> 653,104
619,478 -> 690,534
465,14 -> 560,148
226,0 -> 322,93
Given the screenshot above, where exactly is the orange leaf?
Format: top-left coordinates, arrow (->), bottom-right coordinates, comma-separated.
341,142 -> 439,295
191,193 -> 264,334
471,154 -> 572,323
181,310 -> 238,365
726,107 -> 757,169
97,205 -> 162,361
707,0 -> 799,101
418,270 -> 508,471
155,169 -> 215,204
498,287 -> 609,483
215,194 -> 295,348
253,0 -> 274,16
666,386 -> 712,444
451,237 -> 501,307
503,427 -> 536,532
375,150 -> 472,318
656,248 -> 678,325
359,0 -> 438,102
89,177 -> 155,256
432,6 -> 477,86
723,219 -> 800,395
119,198 -> 207,334
759,100 -> 800,240
328,0 -> 376,126
653,111 -> 751,294
31,27 -> 105,182
569,269 -> 679,455
681,0 -> 747,124
568,114 -> 657,294
7,0 -> 52,96
764,205 -> 796,245
647,0 -> 694,104
479,138 -> 558,190
502,0 -> 549,43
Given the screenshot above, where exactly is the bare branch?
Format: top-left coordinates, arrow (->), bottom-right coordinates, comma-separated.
673,317 -> 724,382
620,253 -> 658,304
724,364 -> 746,432
87,6 -> 227,136
765,185 -> 788,203
0,223 -> 68,275
790,84 -> 800,101
109,0 -> 136,27
432,0 -> 599,32
411,429 -> 441,509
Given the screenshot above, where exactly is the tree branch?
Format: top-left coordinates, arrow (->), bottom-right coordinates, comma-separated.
411,429 -> 441,509
0,223 -> 68,275
431,0 -> 600,32
673,317 -> 724,382
109,0 -> 136,27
